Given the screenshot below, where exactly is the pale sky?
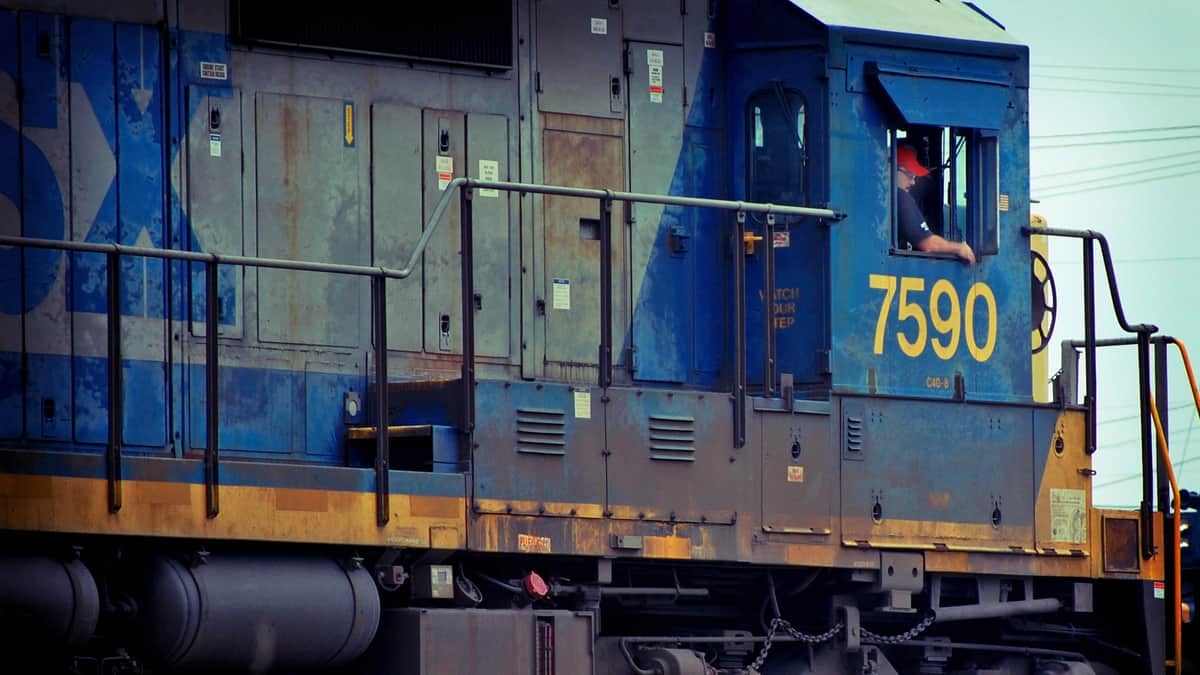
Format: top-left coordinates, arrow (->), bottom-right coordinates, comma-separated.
980,0 -> 1200,506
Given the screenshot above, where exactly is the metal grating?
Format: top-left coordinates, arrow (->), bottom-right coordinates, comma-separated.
648,414 -> 696,462
516,407 -> 567,456
845,415 -> 864,453
232,1 -> 513,70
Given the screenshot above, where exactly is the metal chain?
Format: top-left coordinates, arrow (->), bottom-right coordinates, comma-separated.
747,617 -> 845,673
859,611 -> 936,645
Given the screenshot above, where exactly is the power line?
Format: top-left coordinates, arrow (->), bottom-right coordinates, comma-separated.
1032,74 -> 1200,91
1034,158 -> 1200,191
1032,149 -> 1200,180
1054,256 -> 1200,265
1032,134 -> 1200,150
1099,403 -> 1195,426
1032,63 -> 1200,74
1032,87 -> 1200,99
1036,167 -> 1200,199
1030,124 -> 1200,140
1093,453 -> 1200,490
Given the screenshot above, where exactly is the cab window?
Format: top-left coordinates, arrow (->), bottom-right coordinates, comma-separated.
747,87 -> 807,206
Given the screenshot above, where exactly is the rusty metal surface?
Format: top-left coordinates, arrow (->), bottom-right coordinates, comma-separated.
605,387 -> 750,524
254,92 -> 365,348
473,380 -> 606,515
541,123 -> 626,376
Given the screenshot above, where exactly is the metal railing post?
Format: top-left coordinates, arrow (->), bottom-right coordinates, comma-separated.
106,250 -> 123,513
1137,331 -> 1155,558
763,213 -> 776,395
599,196 -> 613,389
733,211 -> 747,448
374,274 -> 390,526
460,187 -> 476,447
205,260 -> 220,518
1082,239 -> 1097,455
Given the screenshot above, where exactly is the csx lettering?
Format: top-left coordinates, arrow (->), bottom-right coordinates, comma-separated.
869,274 -> 997,362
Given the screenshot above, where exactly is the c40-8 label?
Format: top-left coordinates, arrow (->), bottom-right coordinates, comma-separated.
869,274 -> 997,363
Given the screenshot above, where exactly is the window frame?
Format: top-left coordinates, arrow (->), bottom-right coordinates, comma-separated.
746,87 -> 809,211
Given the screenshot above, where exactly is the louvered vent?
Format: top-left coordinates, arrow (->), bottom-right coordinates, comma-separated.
845,415 -> 864,453
648,414 -> 696,462
516,408 -> 566,456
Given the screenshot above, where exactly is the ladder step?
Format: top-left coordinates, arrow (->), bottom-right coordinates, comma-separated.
346,424 -> 434,441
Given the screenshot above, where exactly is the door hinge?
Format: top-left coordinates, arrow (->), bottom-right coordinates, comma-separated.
535,71 -> 542,93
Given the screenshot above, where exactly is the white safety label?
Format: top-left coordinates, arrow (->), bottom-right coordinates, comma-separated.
773,231 -> 790,248
590,18 -> 608,35
1050,488 -> 1087,543
209,134 -> 221,157
704,32 -> 716,48
200,61 -> 228,80
573,389 -> 591,420
436,155 -> 453,191
649,65 -> 663,103
552,278 -> 571,310
647,49 -> 664,66
478,160 -> 499,197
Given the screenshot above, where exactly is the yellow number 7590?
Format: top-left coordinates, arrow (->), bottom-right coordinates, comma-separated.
869,274 -> 997,362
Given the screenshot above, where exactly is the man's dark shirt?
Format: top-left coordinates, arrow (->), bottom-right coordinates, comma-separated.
897,188 -> 933,249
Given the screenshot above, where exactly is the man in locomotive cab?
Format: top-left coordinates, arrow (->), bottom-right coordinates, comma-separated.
896,145 -> 976,265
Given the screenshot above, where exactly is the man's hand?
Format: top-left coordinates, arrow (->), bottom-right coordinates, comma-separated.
958,242 -> 976,265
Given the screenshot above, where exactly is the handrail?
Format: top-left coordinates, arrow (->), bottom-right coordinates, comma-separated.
2,178 -> 844,523
1150,396 -> 1183,675
1025,226 -> 1158,558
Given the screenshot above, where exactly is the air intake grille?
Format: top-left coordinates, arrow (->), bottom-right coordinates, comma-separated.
232,2 -> 513,70
845,415 -> 864,453
648,414 -> 696,462
516,408 -> 566,456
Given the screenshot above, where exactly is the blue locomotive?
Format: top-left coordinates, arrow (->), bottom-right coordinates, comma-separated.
0,1 -> 1187,673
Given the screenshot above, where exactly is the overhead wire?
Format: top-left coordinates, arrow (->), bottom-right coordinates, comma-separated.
1032,149 -> 1200,180
1034,158 -> 1200,192
1030,124 -> 1200,140
1032,74 -> 1200,91
1032,87 -> 1200,99
1032,134 -> 1200,150
1035,167 -> 1200,199
1032,63 -> 1200,74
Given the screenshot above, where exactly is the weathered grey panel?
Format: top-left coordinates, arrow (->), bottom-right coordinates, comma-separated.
187,86 -> 242,338
761,406 -> 834,534
421,109 -> 466,354
605,388 -> 751,524
536,0 -> 623,117
359,609 -> 594,675
465,112 -> 511,360
541,124 -> 625,374
255,92 -> 364,348
370,103 -> 423,353
623,0 -> 683,44
627,42 -> 686,382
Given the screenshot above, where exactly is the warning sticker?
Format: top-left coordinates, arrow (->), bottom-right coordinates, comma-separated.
1050,488 -> 1087,543
573,389 -> 591,420
704,32 -> 716,49
649,64 -> 664,103
552,277 -> 571,310
590,18 -> 608,35
478,160 -> 499,197
1153,581 -> 1165,600
517,533 -> 552,554
209,134 -> 221,157
200,61 -> 228,80
647,49 -> 664,66
773,231 -> 790,248
787,466 -> 804,483
436,155 -> 453,191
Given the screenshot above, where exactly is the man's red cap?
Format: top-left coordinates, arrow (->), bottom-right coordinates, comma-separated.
897,146 -> 930,178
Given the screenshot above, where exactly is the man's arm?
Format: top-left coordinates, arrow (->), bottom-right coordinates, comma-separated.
915,234 -> 976,265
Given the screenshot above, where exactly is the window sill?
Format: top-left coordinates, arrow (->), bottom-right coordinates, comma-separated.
888,248 -> 962,262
